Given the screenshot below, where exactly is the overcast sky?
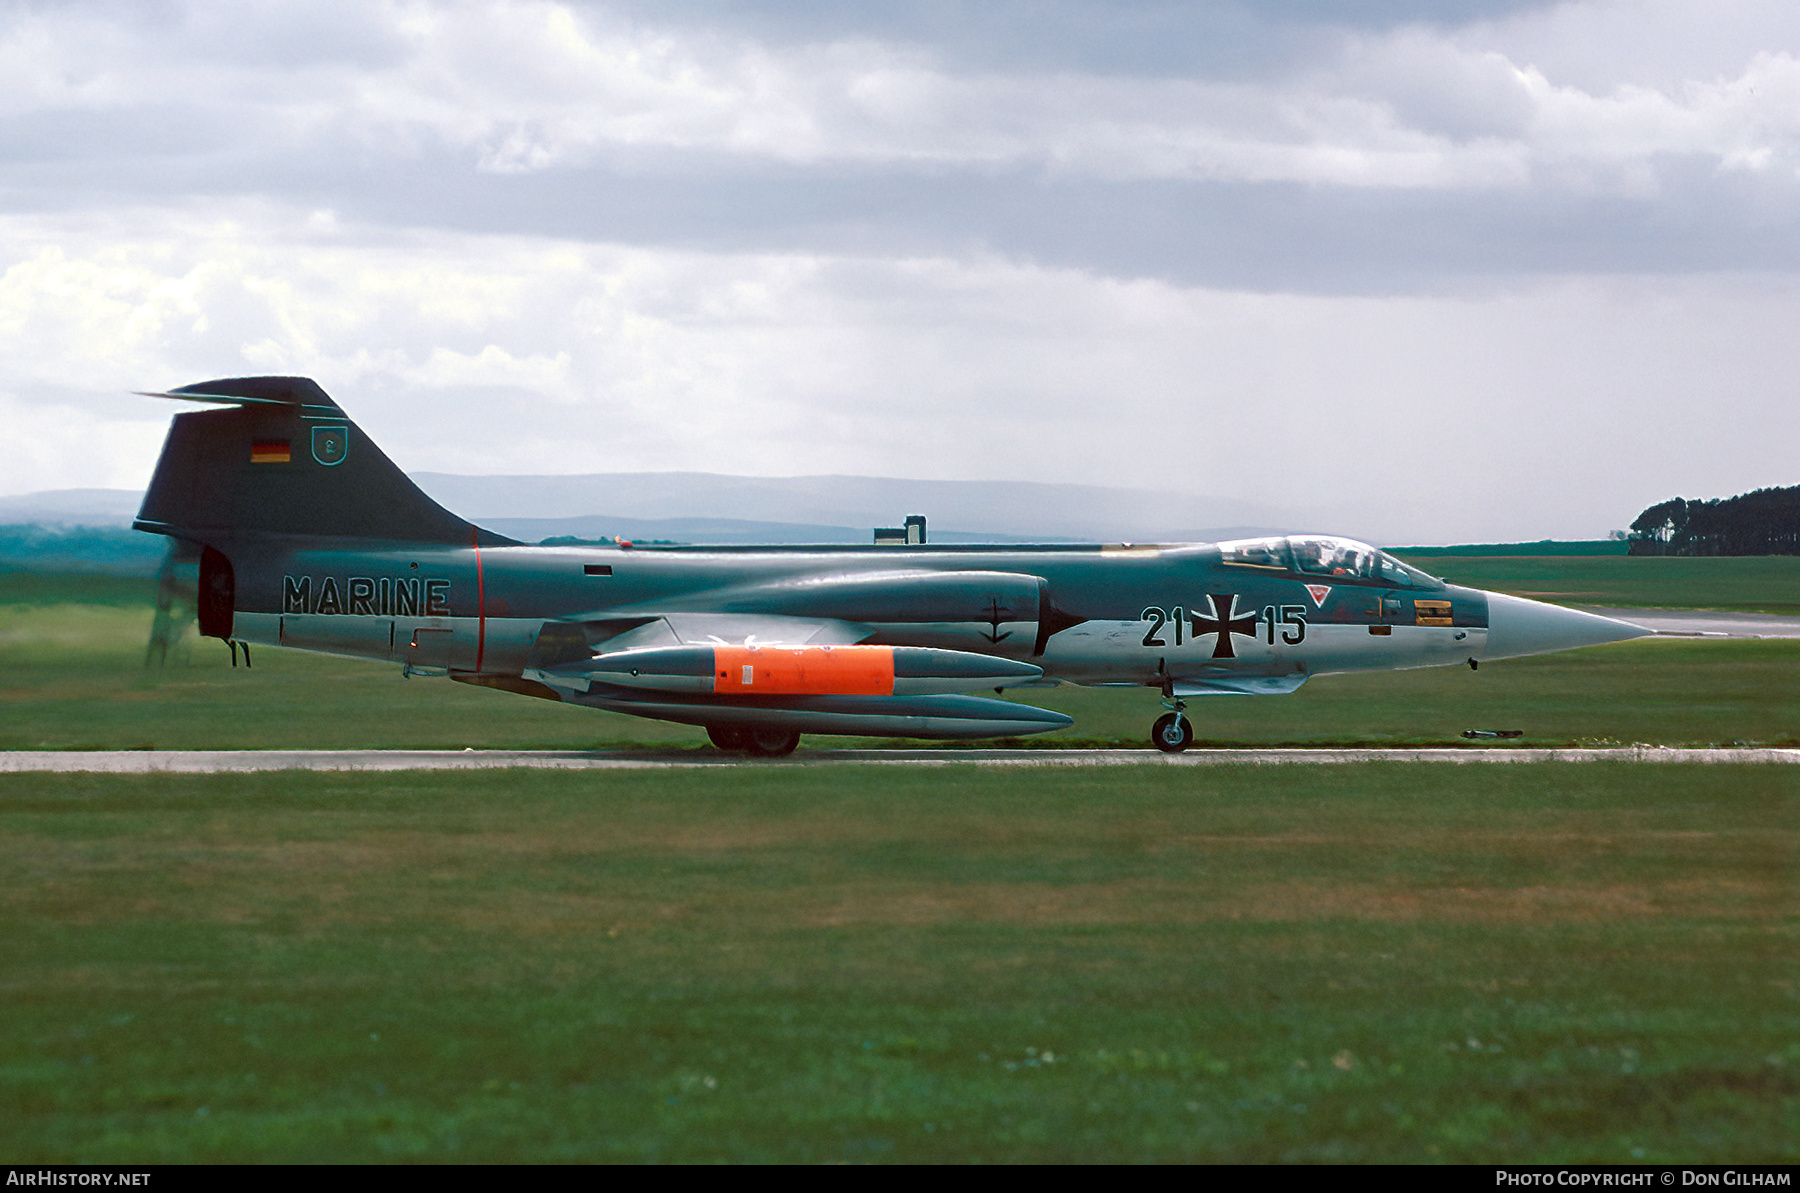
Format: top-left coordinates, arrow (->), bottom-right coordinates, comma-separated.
4,0 -> 1798,543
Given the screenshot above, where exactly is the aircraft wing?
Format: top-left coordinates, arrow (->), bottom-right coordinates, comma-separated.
610,568 -> 1050,624
525,611 -> 874,667
657,613 -> 875,648
518,607 -> 1069,738
1171,664 -> 1310,697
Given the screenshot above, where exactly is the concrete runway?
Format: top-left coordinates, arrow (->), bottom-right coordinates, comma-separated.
5,607 -> 1791,777
2,747 -> 1796,772
1589,607 -> 1800,637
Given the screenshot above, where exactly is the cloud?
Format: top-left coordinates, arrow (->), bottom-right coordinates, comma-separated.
0,387 -> 170,495
2,203 -> 1796,543
3,0 -> 1792,302
324,8 -> 1800,193
7,2 -> 1800,197
3,3 -> 1798,541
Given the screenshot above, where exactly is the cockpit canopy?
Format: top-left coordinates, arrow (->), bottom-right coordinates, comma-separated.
1216,535 -> 1444,590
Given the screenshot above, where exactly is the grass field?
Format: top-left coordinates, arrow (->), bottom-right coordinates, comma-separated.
3,570 -> 1797,751
1391,553 -> 1800,615
2,564 -> 1794,1162
1390,540 -> 1626,556
1,763 -> 1793,1162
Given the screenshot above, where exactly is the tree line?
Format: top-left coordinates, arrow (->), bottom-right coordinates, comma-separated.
1627,485 -> 1800,555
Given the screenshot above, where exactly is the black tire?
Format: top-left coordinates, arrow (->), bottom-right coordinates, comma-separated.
706,725 -> 749,752
745,727 -> 801,758
1152,712 -> 1193,753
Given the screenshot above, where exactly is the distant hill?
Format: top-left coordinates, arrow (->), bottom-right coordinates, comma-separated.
0,489 -> 143,527
1,473 -> 1292,556
1390,540 -> 1628,557
0,501 -> 1644,579
480,515 -> 1078,546
0,525 -> 168,575
409,471 -> 1287,545
4,477 -> 1644,573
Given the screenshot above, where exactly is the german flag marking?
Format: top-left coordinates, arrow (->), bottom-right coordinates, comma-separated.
251,440 -> 291,464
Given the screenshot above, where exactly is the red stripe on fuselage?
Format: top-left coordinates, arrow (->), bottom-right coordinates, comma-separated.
472,528 -> 486,673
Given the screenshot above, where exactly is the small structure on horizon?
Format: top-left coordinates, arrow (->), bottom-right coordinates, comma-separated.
874,515 -> 927,546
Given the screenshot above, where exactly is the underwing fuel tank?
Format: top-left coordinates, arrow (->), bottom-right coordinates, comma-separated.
539,644 -> 1070,738
576,690 -> 1076,740
576,643 -> 1046,696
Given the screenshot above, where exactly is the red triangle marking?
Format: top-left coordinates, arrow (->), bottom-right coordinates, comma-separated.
1305,584 -> 1332,608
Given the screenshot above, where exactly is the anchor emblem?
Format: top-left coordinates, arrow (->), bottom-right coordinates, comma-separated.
980,596 -> 1013,644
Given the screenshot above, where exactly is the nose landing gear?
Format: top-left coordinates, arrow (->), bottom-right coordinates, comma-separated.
1151,691 -> 1193,753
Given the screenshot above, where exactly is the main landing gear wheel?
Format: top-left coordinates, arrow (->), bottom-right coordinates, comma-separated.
1152,712 -> 1193,754
706,725 -> 749,752
744,727 -> 801,758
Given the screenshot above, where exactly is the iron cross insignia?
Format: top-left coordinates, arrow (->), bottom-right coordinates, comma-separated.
1191,593 -> 1259,659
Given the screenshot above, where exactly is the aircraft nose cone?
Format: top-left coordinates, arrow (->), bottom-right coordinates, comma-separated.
1482,591 -> 1650,660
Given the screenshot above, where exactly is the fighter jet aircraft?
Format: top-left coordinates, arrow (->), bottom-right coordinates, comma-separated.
133,377 -> 1648,755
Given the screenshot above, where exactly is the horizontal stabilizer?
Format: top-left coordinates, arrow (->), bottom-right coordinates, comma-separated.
138,376 -> 342,413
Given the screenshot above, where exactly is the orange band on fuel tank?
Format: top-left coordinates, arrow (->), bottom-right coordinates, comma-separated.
712,644 -> 896,696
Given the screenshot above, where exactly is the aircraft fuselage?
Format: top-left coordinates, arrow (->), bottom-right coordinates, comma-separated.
135,376 -> 1648,753
224,536 -> 1488,687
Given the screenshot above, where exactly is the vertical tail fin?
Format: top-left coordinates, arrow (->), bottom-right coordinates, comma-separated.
133,377 -> 513,545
